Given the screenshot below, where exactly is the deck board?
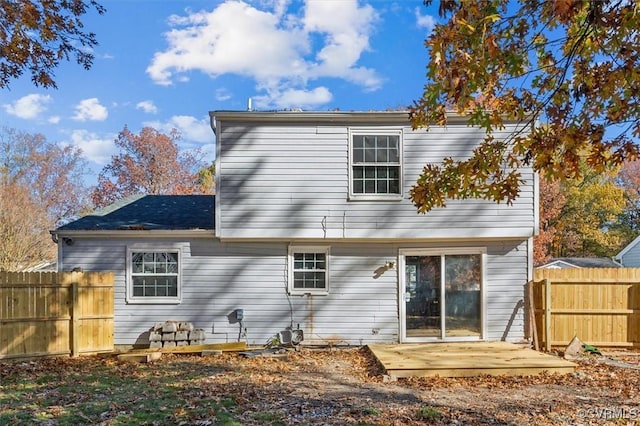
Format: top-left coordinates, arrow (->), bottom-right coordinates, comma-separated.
367,342 -> 576,378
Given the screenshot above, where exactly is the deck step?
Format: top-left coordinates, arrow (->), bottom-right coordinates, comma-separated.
368,342 -> 576,378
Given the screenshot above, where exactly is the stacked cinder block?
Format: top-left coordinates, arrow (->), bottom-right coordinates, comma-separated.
148,320 -> 206,348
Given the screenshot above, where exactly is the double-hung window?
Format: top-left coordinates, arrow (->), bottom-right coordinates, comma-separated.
127,248 -> 181,304
288,246 -> 330,295
350,130 -> 402,199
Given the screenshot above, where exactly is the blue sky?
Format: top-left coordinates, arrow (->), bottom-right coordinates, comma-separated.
0,0 -> 437,184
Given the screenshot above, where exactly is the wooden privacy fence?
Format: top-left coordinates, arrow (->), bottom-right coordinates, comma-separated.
528,268 -> 640,351
0,272 -> 114,359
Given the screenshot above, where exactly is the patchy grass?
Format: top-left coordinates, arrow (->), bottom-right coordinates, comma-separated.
1,347 -> 640,425
0,356 -> 240,425
416,406 -> 442,421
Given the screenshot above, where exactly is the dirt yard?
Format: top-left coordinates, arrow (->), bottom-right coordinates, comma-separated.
1,346 -> 639,425
228,347 -> 640,425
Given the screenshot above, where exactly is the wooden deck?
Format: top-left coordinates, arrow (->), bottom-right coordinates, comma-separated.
367,341 -> 576,378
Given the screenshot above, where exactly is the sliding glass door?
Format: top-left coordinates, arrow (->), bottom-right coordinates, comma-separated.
401,249 -> 484,341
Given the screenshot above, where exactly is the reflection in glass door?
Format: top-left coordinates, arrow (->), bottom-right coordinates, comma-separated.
403,252 -> 482,340
405,256 -> 441,337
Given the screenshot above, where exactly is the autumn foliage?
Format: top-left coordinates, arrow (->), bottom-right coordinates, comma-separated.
0,128 -> 89,270
535,173 -> 627,265
0,0 -> 105,89
409,0 -> 640,213
91,126 -> 212,208
534,179 -> 566,265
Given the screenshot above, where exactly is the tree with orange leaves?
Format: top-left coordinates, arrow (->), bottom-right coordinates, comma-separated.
534,179 -> 566,265
0,1 -> 105,89
91,126 -> 212,208
409,0 -> 639,213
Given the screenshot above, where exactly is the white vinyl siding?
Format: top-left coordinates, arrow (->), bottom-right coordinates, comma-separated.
59,237 -> 528,346
616,236 -> 640,267
215,116 -> 536,240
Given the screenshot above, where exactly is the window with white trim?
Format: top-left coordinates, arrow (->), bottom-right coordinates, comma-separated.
288,246 -> 330,295
350,130 -> 402,199
127,249 -> 181,303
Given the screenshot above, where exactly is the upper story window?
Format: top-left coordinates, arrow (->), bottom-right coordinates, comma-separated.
126,248 -> 181,304
349,130 -> 402,200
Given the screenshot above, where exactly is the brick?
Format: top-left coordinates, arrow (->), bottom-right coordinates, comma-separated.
153,322 -> 165,331
189,340 -> 204,346
176,340 -> 188,346
162,332 -> 175,341
149,341 -> 163,349
149,331 -> 162,342
163,341 -> 176,347
175,331 -> 189,341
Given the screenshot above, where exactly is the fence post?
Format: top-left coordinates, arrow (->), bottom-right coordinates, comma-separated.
527,281 -> 539,351
71,281 -> 79,357
545,278 -> 551,352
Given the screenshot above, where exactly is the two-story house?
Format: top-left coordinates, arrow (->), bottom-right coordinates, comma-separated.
52,111 -> 537,347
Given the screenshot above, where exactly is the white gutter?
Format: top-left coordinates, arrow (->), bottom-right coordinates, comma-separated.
50,229 -> 215,241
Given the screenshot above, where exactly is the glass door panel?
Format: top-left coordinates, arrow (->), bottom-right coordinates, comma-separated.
405,256 -> 441,338
444,255 -> 481,338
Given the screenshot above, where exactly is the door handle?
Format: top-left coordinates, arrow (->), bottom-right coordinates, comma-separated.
404,292 -> 411,302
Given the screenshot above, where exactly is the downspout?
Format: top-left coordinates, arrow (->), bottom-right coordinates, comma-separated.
209,112 -> 221,239
50,231 -> 62,272
209,115 -> 216,135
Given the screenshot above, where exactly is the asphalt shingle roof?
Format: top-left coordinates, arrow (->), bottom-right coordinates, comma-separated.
56,195 -> 214,231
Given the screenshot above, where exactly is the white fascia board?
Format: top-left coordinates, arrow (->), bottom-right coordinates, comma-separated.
215,235 -> 530,245
51,230 -> 216,239
214,228 -> 534,241
209,110 -> 532,126
539,260 -> 579,269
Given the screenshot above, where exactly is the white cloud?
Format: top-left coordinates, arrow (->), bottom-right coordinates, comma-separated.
67,129 -> 117,167
147,0 -> 381,109
72,98 -> 108,121
3,94 -> 52,119
415,7 -> 436,30
303,0 -> 380,86
143,115 -> 213,144
48,116 -> 61,124
215,88 -> 232,102
143,115 -> 216,164
136,100 -> 158,114
254,86 -> 332,110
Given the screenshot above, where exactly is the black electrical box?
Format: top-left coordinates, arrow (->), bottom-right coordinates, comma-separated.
235,309 -> 243,320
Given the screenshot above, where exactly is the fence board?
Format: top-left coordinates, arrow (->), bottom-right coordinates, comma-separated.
0,272 -> 114,359
531,268 -> 640,349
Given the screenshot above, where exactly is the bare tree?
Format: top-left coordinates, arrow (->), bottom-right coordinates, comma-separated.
0,127 -> 90,270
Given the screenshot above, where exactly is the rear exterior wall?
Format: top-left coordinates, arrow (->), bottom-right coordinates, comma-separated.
215,118 -> 536,240
59,236 -> 529,346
